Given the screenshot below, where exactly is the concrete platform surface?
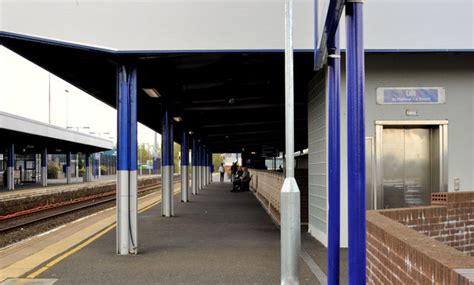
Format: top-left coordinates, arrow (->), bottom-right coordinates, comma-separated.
37,182 -> 321,284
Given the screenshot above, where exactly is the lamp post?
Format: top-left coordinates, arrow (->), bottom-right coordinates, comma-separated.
65,89 -> 69,128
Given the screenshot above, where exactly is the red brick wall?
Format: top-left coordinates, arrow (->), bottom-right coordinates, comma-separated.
379,192 -> 474,256
367,192 -> 474,284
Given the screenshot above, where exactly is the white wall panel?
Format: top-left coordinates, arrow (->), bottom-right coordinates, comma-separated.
307,70 -> 328,246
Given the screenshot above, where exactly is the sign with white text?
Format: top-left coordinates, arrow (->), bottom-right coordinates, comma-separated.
376,87 -> 445,104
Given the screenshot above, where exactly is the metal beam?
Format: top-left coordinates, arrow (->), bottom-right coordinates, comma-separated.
327,28 -> 341,285
161,107 -> 174,217
181,128 -> 189,202
281,0 -> 301,283
346,1 -> 366,283
192,137 -> 199,195
116,64 -> 138,255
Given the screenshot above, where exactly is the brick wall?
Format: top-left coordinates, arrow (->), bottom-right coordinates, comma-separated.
379,192 -> 474,256
367,192 -> 474,284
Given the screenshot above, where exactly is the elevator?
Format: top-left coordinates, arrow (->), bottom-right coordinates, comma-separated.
373,121 -> 448,209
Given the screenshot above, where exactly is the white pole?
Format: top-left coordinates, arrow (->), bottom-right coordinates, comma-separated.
281,0 -> 301,283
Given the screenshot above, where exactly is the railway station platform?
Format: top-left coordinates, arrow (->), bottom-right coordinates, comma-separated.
0,175 -> 156,202
1,182 -> 342,284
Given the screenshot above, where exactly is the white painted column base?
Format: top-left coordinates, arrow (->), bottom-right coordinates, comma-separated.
7,166 -> 14,190
280,177 -> 301,284
200,166 -> 205,189
117,170 -> 130,255
197,166 -> 202,191
181,165 -> 189,202
162,166 -> 173,217
42,166 -> 48,187
66,166 -> 71,184
192,166 -> 198,195
129,170 -> 138,253
87,166 -> 92,182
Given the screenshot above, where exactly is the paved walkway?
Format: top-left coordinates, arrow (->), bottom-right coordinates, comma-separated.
37,182 -> 321,284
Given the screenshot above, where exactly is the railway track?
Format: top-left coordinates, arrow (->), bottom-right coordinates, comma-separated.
0,179 -> 178,234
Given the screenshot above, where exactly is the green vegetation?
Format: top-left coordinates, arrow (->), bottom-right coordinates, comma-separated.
174,142 -> 181,173
47,161 -> 61,179
212,153 -> 223,173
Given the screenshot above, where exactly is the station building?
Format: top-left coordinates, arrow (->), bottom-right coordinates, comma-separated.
0,111 -> 114,190
0,0 -> 472,252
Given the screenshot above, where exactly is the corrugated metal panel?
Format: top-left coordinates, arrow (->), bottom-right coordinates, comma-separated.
307,71 -> 327,236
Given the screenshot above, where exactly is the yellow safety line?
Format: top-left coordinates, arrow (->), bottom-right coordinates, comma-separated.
24,190 -> 177,279
26,223 -> 116,279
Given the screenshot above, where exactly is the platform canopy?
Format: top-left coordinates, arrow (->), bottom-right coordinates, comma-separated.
0,35 -> 315,153
0,111 -> 114,154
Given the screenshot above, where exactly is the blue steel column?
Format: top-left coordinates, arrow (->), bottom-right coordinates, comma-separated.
200,146 -> 206,189
7,144 -> 14,190
66,152 -> 71,184
116,65 -> 138,255
41,148 -> 48,187
181,129 -> 189,202
192,138 -> 199,195
328,28 -> 341,285
84,153 -> 91,182
208,151 -> 212,184
346,1 -> 366,283
161,108 -> 174,217
197,144 -> 202,191
202,147 -> 207,186
206,151 -> 210,184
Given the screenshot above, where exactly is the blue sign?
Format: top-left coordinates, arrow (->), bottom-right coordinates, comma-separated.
377,87 -> 445,104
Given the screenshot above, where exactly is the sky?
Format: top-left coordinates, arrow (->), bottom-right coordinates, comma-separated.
0,45 -> 160,148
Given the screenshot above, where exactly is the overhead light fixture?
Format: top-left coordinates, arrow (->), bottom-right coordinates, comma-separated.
173,117 -> 183,122
142,88 -> 161,98
189,131 -> 194,135
251,151 -> 256,155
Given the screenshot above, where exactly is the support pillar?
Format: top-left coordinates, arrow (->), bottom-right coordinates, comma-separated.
7,144 -> 14,190
192,138 -> 199,195
66,152 -> 72,184
197,145 -> 202,191
84,154 -> 92,182
328,28 -> 341,285
42,148 -> 48,187
201,146 -> 206,189
116,64 -> 138,255
346,1 -> 366,283
161,108 -> 174,217
181,129 -> 189,202
206,151 -> 211,185
281,0 -> 301,283
154,132 -> 159,174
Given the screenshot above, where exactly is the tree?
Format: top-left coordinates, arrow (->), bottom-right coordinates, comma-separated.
212,153 -> 223,173
138,143 -> 153,167
174,142 -> 181,173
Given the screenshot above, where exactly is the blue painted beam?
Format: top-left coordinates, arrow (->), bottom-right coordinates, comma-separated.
327,28 -> 341,285
346,2 -> 366,284
181,128 -> 189,166
42,148 -> 48,167
162,109 -> 174,166
192,138 -> 198,167
7,144 -> 14,167
314,0 -> 345,70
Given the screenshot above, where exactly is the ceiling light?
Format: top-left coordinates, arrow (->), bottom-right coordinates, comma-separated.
251,151 -> 256,155
189,131 -> 194,135
173,117 -> 183,122
142,88 -> 161,98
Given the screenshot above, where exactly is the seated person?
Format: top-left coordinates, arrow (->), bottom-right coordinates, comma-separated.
232,167 -> 251,192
